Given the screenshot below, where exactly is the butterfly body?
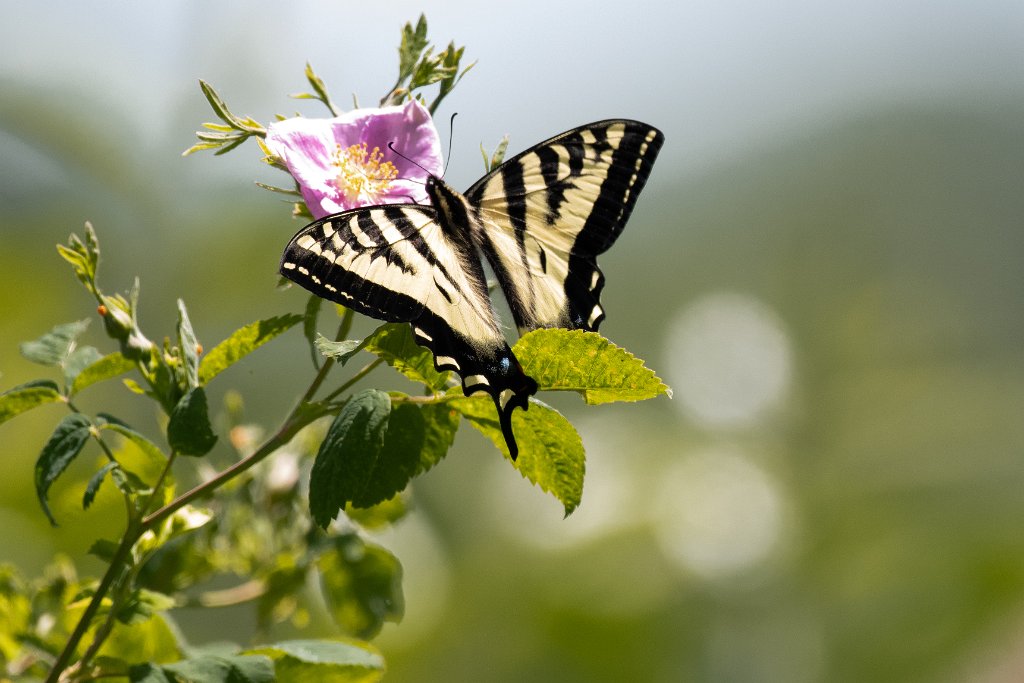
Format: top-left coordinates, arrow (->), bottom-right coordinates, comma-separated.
281,119 -> 664,459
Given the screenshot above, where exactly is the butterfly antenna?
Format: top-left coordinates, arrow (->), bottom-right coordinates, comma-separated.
442,112 -> 457,179
387,141 -> 432,176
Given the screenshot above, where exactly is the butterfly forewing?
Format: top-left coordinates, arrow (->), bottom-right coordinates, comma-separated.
280,202 -> 538,458
466,120 -> 664,332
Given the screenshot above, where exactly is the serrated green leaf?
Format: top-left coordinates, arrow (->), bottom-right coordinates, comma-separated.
515,328 -> 671,404
354,401 -> 424,508
167,387 -> 218,457
363,324 -> 450,391
35,413 -> 94,525
245,639 -> 384,683
318,535 -> 404,639
20,319 -> 91,367
176,299 -> 201,390
309,390 -> 391,528
0,379 -> 63,426
451,395 -> 585,514
83,461 -> 119,510
198,314 -> 303,385
310,395 -> 454,519
70,351 -> 135,396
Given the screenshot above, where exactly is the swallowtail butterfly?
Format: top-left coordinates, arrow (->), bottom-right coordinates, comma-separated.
281,119 -> 664,459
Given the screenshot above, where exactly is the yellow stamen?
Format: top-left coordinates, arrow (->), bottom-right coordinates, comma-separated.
331,142 -> 398,204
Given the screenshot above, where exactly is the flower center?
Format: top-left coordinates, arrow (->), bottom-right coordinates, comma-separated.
331,142 -> 398,204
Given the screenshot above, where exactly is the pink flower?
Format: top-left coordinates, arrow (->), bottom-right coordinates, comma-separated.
265,99 -> 443,218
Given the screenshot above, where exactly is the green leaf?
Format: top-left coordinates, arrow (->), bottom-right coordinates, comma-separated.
63,345 -> 103,389
83,461 -> 119,510
198,80 -> 264,135
35,413 -> 94,525
308,393 -> 457,522
128,663 -> 171,683
344,496 -> 408,529
417,401 -> 460,474
451,395 -> 585,515
363,324 -> 450,391
160,654 -> 275,683
117,588 -> 178,625
309,390 -> 391,528
318,535 -> 404,639
430,42 -> 474,114
355,401 -> 424,508
70,351 -> 135,396
89,538 -> 120,562
98,612 -> 181,670
57,223 -> 100,288
176,299 -> 201,390
482,134 -> 510,173
302,61 -> 340,115
316,335 -> 370,366
198,314 -> 303,384
245,639 -> 384,683
167,387 -> 218,457
99,421 -> 168,470
515,328 -> 671,404
397,14 -> 430,83
0,379 -> 63,426
20,319 -> 90,366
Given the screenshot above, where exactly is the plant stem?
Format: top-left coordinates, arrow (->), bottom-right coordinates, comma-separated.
45,523 -> 137,683
47,328 -> 345,681
322,358 -> 384,403
143,411 -> 307,530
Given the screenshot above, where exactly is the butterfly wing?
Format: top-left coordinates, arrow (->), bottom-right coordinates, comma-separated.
465,119 -> 664,332
280,203 -> 537,458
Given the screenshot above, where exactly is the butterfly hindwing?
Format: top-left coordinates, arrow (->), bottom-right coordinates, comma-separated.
465,120 -> 664,332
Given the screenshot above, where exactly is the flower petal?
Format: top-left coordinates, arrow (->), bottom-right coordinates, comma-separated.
265,100 -> 443,218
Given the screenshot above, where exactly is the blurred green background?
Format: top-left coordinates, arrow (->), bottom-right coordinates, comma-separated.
2,1 -> 1023,681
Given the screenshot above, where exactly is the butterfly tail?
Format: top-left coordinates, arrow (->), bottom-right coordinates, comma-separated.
491,373 -> 539,461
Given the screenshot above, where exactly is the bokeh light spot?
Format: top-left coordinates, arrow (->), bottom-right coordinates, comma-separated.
655,447 -> 784,579
665,292 -> 793,429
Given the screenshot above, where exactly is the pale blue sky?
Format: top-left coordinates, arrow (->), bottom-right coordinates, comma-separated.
3,0 -> 1022,190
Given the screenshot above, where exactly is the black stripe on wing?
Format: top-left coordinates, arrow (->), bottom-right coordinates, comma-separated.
571,120 -> 664,256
